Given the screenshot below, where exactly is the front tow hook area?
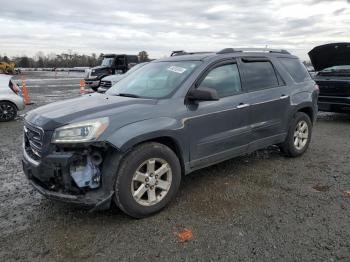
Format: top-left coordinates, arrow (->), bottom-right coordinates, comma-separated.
45,151 -> 103,191
23,147 -> 123,211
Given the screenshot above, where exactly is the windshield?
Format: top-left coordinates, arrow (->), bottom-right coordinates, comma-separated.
101,58 -> 114,67
106,61 -> 201,99
125,62 -> 148,76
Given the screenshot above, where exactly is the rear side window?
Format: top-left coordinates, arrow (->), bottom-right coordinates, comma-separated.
240,61 -> 279,92
279,58 -> 311,83
199,63 -> 241,97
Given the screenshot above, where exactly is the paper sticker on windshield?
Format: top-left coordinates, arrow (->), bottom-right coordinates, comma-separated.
167,66 -> 187,74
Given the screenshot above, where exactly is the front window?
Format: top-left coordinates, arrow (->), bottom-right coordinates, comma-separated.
101,58 -> 114,67
198,63 -> 241,97
106,61 -> 201,99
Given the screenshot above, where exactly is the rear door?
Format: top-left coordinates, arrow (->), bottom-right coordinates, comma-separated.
187,60 -> 252,168
238,57 -> 290,149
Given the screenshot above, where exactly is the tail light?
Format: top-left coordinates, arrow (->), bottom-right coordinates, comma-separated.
9,80 -> 21,94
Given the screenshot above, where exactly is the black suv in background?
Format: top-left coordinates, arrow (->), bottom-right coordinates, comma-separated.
85,54 -> 139,91
309,43 -> 350,113
22,48 -> 318,218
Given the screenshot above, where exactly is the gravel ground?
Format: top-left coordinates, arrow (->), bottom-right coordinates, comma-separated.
0,71 -> 349,261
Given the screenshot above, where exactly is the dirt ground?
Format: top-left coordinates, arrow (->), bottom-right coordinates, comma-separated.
0,71 -> 349,261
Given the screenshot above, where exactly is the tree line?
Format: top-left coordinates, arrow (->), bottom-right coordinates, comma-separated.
0,51 -> 150,68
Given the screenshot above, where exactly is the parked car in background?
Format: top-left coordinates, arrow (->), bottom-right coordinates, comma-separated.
308,43 -> 350,113
22,48 -> 318,218
99,62 -> 149,93
0,74 -> 25,122
85,54 -> 139,91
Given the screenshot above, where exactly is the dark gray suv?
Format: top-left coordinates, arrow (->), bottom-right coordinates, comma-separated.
22,48 -> 319,218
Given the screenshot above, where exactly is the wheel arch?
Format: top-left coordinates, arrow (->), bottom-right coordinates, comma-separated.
138,136 -> 185,176
290,102 -> 316,124
297,106 -> 315,123
116,134 -> 186,176
0,100 -> 19,110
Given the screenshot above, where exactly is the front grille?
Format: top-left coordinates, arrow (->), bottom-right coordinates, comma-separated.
24,122 -> 44,160
317,80 -> 350,97
100,81 -> 112,88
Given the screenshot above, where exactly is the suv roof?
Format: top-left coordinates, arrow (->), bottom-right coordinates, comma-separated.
159,48 -> 297,62
217,47 -> 290,54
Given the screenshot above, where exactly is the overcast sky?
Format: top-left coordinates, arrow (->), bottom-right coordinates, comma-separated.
0,0 -> 349,60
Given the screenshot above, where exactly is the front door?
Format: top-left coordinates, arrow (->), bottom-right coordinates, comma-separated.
186,61 -> 252,168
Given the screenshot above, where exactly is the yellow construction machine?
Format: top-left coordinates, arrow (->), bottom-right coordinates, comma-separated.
0,62 -> 17,74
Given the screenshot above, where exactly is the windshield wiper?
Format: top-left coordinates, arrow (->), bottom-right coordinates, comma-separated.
117,93 -> 140,98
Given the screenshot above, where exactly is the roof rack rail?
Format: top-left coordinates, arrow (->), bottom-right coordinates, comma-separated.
217,48 -> 290,55
171,50 -> 186,56
170,50 -> 213,56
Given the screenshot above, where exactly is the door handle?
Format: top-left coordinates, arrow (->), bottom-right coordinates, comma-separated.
280,94 -> 289,99
236,103 -> 250,109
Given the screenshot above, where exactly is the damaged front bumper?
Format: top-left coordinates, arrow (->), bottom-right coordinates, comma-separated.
22,145 -> 119,211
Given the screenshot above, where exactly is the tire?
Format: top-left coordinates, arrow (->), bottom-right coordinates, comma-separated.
280,112 -> 312,157
114,142 -> 181,218
0,101 -> 17,122
91,86 -> 98,92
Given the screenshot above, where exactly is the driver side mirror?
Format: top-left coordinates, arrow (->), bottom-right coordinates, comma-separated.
187,87 -> 219,101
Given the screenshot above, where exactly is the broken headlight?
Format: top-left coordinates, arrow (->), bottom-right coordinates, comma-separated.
52,117 -> 109,143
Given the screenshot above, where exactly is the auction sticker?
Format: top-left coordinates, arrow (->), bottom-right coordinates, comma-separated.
167,66 -> 187,74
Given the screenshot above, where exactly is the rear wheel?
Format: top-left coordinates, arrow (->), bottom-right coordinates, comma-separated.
114,142 -> 181,218
280,112 -> 312,157
0,101 -> 17,122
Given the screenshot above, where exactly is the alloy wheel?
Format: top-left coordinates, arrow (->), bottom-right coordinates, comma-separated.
293,120 -> 309,150
131,158 -> 172,206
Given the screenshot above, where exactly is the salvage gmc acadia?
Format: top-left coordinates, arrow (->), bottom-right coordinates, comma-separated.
22,48 -> 319,218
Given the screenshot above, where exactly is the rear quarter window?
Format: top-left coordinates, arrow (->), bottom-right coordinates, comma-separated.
279,58 -> 311,83
240,61 -> 279,92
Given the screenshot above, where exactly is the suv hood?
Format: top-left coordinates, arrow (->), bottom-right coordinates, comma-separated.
25,93 -> 157,131
308,43 -> 350,72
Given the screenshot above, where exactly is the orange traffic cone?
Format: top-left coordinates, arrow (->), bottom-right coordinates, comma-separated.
22,79 -> 33,105
80,80 -> 86,94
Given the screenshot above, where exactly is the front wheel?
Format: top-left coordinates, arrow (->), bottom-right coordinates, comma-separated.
280,112 -> 312,157
114,142 -> 181,218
